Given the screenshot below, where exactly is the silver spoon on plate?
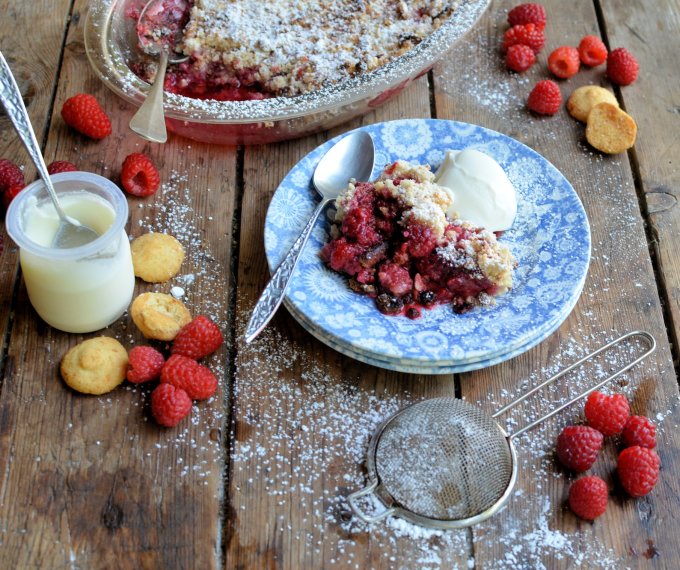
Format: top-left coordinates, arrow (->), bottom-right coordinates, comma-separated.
0,51 -> 99,248
245,131 -> 375,344
129,0 -> 190,143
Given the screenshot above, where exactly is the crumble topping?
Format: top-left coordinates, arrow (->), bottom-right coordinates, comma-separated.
336,161 -> 453,237
439,221 -> 514,292
181,0 -> 460,97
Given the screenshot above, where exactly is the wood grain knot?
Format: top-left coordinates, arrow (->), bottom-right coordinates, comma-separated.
646,187 -> 677,214
101,497 -> 124,532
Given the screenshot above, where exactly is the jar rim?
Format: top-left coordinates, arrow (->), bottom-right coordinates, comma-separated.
5,172 -> 129,260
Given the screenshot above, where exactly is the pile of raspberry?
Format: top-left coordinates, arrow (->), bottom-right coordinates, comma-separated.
126,315 -> 225,427
556,390 -> 660,520
501,3 -> 639,115
1,93 -> 161,218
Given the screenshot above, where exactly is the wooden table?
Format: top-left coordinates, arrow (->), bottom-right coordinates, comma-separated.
1,0 -> 679,568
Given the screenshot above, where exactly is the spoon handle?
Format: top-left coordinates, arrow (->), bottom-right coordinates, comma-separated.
0,51 -> 69,221
129,51 -> 169,143
245,197 -> 331,344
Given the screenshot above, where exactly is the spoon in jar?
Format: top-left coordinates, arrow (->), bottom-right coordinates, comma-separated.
0,51 -> 99,248
244,131 -> 375,344
129,0 -> 190,143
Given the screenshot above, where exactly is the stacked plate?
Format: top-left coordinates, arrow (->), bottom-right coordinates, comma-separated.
264,119 -> 591,374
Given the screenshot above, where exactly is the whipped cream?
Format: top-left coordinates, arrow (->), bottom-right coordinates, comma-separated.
434,149 -> 517,232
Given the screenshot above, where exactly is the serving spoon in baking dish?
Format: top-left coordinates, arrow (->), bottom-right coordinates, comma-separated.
245,131 -> 375,344
129,0 -> 190,143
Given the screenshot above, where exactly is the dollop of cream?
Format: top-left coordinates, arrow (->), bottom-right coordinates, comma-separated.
434,149 -> 517,232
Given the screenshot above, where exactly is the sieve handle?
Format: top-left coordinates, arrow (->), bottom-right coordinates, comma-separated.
347,479 -> 396,524
495,331 -> 656,440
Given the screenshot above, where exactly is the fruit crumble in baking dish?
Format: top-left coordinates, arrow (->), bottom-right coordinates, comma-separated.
131,0 -> 460,101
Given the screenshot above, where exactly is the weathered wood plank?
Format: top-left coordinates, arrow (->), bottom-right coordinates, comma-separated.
0,1 -> 236,568
433,0 -> 680,567
600,0 -> 680,348
0,0 -> 72,377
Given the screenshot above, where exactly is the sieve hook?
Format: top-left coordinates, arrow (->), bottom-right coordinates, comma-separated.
494,330 -> 656,440
347,479 -> 396,524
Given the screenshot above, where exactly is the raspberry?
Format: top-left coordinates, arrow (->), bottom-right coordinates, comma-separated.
548,46 -> 580,79
0,158 -> 24,192
120,153 -> 161,197
2,184 -> 25,212
584,391 -> 630,436
607,47 -> 639,86
578,35 -> 608,67
556,425 -> 603,472
160,354 -> 218,400
527,80 -> 562,115
127,346 -> 165,384
617,446 -> 660,497
568,476 -> 608,520
171,315 -> 224,359
506,44 -> 536,73
47,160 -> 78,175
502,23 -> 545,54
507,3 -> 546,29
61,93 -> 112,140
622,415 -> 656,449
151,383 -> 192,427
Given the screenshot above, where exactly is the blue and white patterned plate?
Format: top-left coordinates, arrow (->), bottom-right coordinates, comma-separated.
283,286 -> 582,374
264,119 -> 591,368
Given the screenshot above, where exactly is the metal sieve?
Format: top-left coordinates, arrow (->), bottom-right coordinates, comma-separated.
348,331 -> 656,529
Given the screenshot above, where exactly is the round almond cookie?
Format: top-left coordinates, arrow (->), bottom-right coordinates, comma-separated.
586,102 -> 637,154
131,233 -> 185,283
130,292 -> 192,341
567,85 -> 618,123
60,336 -> 129,395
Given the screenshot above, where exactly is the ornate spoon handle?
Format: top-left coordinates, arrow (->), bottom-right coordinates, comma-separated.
0,51 -> 67,220
244,197 -> 331,343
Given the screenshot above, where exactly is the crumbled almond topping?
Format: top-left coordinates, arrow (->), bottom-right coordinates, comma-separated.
182,0 -> 459,96
440,221 -> 516,292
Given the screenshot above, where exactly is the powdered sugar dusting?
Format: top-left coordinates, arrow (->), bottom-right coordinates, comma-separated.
132,169 -> 228,325
232,313 -> 676,567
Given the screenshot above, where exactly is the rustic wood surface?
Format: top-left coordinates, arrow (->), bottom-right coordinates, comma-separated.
0,0 -> 679,568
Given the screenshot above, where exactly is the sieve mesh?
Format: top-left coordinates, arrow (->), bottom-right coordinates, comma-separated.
374,398 -> 513,521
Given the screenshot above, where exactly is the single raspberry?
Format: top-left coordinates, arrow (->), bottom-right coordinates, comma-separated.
0,158 -> 25,192
507,3 -> 546,29
127,345 -> 165,384
506,44 -> 536,73
160,354 -> 218,400
61,93 -> 112,140
607,47 -> 639,86
556,425 -> 603,472
584,391 -> 630,436
120,153 -> 161,197
548,46 -> 581,79
47,160 -> 78,175
151,383 -> 192,427
527,80 -> 562,115
2,184 -> 25,212
171,315 -> 224,360
622,415 -> 657,449
617,446 -> 660,497
568,476 -> 608,520
578,35 -> 608,67
502,23 -> 545,54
